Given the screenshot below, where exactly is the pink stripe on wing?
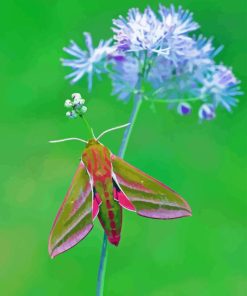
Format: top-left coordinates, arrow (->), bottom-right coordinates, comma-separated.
51,224 -> 93,258
138,208 -> 192,219
70,182 -> 92,217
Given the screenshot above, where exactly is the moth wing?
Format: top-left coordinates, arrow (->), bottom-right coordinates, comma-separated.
111,155 -> 192,219
49,162 -> 93,258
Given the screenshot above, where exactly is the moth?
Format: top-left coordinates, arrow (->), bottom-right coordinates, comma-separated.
48,124 -> 191,258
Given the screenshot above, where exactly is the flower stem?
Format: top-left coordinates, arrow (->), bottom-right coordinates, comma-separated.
96,233 -> 108,296
96,77 -> 143,296
81,115 -> 94,138
118,97 -> 142,158
152,97 -> 200,104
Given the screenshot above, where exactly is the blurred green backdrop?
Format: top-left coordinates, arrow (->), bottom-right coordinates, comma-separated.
0,0 -> 246,295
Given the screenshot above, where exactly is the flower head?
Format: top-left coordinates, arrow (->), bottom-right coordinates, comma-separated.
113,7 -> 168,54
61,33 -> 113,90
73,93 -> 85,108
65,93 -> 87,119
61,4 -> 242,121
113,5 -> 199,62
198,65 -> 242,112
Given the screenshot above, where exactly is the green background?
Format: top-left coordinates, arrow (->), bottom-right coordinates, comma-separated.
0,0 -> 246,295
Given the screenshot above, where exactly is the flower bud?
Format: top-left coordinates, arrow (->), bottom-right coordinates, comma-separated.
80,106 -> 88,113
198,104 -> 216,120
177,102 -> 191,115
66,110 -> 77,119
72,93 -> 82,100
64,99 -> 73,108
74,97 -> 85,108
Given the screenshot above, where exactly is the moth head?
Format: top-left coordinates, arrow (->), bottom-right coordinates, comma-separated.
86,138 -> 100,147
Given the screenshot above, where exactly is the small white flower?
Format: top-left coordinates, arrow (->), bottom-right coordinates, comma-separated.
72,93 -> 82,100
66,110 -> 77,119
64,99 -> 73,108
74,97 -> 85,107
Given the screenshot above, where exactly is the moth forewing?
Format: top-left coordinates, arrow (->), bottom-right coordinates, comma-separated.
48,162 -> 94,258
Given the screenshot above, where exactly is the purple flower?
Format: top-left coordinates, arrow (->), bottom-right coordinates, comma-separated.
199,104 -> 216,120
159,4 -> 199,35
157,5 -> 199,61
148,32 -> 241,119
183,35 -> 223,73
113,7 -> 169,54
110,56 -> 139,101
148,56 -> 199,102
61,4 -> 242,121
198,65 -> 242,112
61,33 -> 114,90
112,5 -> 198,61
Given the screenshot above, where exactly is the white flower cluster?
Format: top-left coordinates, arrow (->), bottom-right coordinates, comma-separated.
64,93 -> 87,119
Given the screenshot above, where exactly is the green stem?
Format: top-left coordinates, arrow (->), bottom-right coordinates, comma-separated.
149,97 -> 200,104
96,75 -> 143,296
118,97 -> 142,158
81,115 -> 94,138
96,234 -> 108,296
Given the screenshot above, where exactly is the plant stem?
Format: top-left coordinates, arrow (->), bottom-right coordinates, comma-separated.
81,115 -> 94,138
151,97 -> 200,104
96,233 -> 108,296
96,76 -> 143,296
118,96 -> 142,158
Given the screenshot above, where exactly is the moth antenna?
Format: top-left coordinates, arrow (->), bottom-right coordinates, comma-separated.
97,123 -> 131,140
49,138 -> 88,144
